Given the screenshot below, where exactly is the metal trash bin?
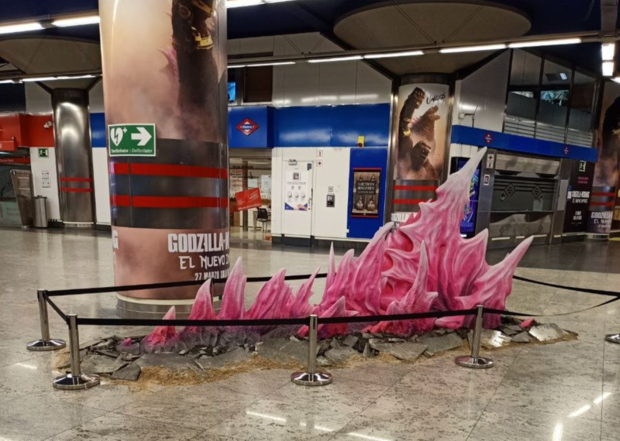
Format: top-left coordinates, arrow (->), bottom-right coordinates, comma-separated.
33,196 -> 48,228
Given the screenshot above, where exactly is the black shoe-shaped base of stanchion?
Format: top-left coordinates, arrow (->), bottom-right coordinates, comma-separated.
27,339 -> 66,352
605,334 -> 620,344
455,355 -> 494,369
291,371 -> 333,386
53,373 -> 100,391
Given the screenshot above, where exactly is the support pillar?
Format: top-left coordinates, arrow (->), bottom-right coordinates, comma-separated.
52,89 -> 96,226
388,75 -> 453,223
99,0 -> 229,318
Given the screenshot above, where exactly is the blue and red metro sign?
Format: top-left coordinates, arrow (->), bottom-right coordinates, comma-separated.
237,118 -> 259,136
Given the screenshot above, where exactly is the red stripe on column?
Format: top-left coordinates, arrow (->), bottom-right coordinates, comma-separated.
592,192 -> 615,197
110,163 -> 227,179
392,199 -> 431,205
394,185 -> 437,192
110,163 -> 130,174
111,195 -> 229,209
60,177 -> 93,183
111,195 -> 131,207
590,202 -> 615,207
61,187 -> 93,193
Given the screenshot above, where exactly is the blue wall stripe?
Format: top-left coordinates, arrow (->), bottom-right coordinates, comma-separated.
451,125 -> 598,162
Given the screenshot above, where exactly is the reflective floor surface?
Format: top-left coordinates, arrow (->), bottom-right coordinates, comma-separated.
1,228 -> 620,440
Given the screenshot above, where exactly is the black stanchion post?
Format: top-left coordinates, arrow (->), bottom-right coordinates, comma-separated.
27,290 -> 67,352
605,334 -> 620,344
455,305 -> 494,370
291,315 -> 332,386
53,314 -> 100,390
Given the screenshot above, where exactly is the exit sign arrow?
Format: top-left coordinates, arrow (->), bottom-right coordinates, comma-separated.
108,124 -> 156,157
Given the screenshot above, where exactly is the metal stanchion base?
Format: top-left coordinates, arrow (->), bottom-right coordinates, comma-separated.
455,356 -> 494,369
27,339 -> 66,352
53,373 -> 100,390
605,334 -> 620,344
291,372 -> 333,386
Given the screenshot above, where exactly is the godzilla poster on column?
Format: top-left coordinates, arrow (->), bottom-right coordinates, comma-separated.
590,81 -> 620,233
392,83 -> 449,222
395,84 -> 449,181
100,0 -> 230,298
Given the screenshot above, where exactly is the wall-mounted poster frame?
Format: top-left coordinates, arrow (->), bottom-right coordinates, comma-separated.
351,168 -> 382,219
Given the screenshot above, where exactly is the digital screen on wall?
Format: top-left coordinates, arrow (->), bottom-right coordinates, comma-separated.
456,158 -> 480,235
351,168 -> 381,219
228,82 -> 236,103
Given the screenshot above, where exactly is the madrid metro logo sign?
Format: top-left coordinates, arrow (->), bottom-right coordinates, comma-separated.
237,118 -> 259,136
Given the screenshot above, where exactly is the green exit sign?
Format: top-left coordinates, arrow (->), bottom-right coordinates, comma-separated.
38,148 -> 49,158
108,124 -> 156,157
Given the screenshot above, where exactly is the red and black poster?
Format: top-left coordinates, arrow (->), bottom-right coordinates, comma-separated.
351,168 -> 381,218
564,160 -> 594,233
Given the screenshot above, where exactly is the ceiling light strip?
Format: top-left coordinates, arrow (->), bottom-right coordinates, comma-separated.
508,38 -> 582,49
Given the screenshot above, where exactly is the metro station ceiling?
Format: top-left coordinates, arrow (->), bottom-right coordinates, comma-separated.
0,0 -> 616,75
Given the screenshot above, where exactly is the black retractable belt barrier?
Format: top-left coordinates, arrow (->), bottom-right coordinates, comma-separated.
45,273 -> 329,297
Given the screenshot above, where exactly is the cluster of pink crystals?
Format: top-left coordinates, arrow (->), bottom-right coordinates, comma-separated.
142,148 -> 531,351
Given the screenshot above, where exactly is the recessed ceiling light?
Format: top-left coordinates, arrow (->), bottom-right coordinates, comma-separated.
52,16 -> 100,27
0,22 -> 44,35
440,44 -> 506,54
509,38 -> 582,49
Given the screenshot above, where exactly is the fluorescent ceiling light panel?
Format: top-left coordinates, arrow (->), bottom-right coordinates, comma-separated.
52,16 -> 100,27
308,55 -> 363,63
227,0 -> 264,7
613,77 -> 620,84
440,44 -> 506,54
228,65 -> 246,69
365,50 -> 424,59
559,72 -> 568,80
22,75 -> 97,82
0,80 -> 16,84
602,43 -> 616,61
0,22 -> 44,35
603,61 -> 614,77
246,61 -> 295,67
509,38 -> 581,49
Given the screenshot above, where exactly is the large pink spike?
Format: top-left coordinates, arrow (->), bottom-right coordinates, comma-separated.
142,306 -> 181,353
299,297 -> 358,338
287,268 -> 320,318
326,244 -> 336,288
217,258 -> 247,320
367,243 -> 437,336
435,230 -> 489,311
246,269 -> 288,320
179,280 -> 216,342
321,249 -> 355,309
436,236 -> 533,329
346,223 -> 392,315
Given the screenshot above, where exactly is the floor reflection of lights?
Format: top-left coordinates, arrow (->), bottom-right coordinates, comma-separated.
347,433 -> 393,441
245,411 -> 286,423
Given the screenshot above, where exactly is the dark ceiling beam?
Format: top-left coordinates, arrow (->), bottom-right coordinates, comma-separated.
601,0 -> 618,36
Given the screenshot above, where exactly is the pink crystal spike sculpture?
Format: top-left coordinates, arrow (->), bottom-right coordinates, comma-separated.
179,279 -> 217,346
366,242 -> 438,335
141,306 -> 181,353
141,147 -> 533,350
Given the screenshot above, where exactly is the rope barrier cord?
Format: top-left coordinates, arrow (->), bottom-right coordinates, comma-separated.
44,273 -> 620,327
45,273 -> 328,297
514,274 -> 620,298
45,296 -> 68,323
75,308 -> 478,327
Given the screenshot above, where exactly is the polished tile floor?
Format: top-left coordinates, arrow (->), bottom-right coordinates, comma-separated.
2,228 -> 620,440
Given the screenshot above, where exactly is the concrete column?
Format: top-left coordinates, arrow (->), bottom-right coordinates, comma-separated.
99,0 -> 229,318
52,89 -> 96,226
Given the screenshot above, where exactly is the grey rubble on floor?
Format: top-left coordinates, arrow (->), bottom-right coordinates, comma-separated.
60,318 -> 576,382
